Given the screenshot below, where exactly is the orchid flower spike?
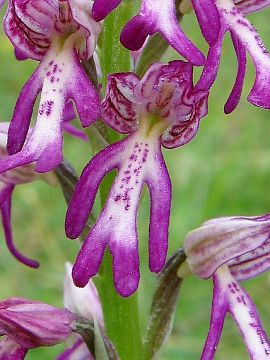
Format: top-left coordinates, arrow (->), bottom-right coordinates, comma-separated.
184,214 -> 270,360
57,263 -> 104,360
194,0 -> 270,112
66,60 -> 209,297
0,297 -> 76,359
92,0 -> 205,66
2,0 -> 101,174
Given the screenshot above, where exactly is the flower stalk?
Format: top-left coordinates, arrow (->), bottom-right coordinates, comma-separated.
93,2 -> 144,358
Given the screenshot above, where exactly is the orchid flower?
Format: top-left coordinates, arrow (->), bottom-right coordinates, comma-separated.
57,263 -> 103,360
66,60 -> 209,297
0,337 -> 27,360
92,0 -> 207,66
2,0 -> 101,174
0,123 -> 49,269
0,112 -> 85,270
183,214 -> 270,359
194,0 -> 270,112
0,297 -> 76,360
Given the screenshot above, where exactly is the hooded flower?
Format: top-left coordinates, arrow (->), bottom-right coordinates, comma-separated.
1,0 -> 101,174
66,60 -> 209,297
0,297 -> 76,359
183,214 -> 270,359
92,0 -> 206,66
57,263 -> 103,360
193,0 -> 270,112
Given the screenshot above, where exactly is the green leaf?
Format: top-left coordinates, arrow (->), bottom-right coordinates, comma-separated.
144,249 -> 186,358
94,318 -> 120,360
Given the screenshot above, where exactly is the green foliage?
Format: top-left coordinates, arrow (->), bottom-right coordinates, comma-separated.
0,6 -> 270,360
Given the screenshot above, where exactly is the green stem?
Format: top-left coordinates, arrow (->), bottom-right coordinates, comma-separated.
100,0 -> 138,144
96,2 -> 144,359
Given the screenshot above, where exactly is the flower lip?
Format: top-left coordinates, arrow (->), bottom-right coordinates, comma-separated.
67,129 -> 171,297
119,0 -> 205,66
200,265 -> 270,360
192,0 -> 270,112
92,0 -> 122,21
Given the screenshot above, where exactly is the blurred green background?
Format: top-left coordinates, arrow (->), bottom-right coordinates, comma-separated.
1,4 -> 270,360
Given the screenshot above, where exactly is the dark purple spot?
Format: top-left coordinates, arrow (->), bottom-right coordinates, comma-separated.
122,176 -> 131,184
39,100 -> 54,116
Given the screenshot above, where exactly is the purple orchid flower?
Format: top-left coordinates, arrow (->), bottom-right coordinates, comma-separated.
65,60 -> 209,297
0,297 -> 76,360
92,0 -> 207,66
2,0 -> 101,174
57,263 -> 103,360
0,337 -> 27,360
0,123 -> 47,269
0,113 -> 85,270
194,0 -> 270,113
183,214 -> 270,359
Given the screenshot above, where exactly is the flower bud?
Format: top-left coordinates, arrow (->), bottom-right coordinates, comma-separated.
0,297 -> 76,349
64,263 -> 104,326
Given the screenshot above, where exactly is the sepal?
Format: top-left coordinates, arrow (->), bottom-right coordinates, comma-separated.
184,214 -> 270,279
